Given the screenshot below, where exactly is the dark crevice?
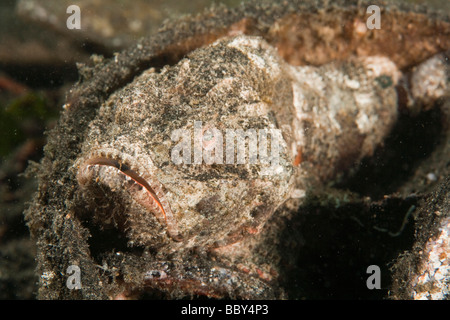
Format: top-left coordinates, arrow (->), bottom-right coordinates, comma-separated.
278,196 -> 417,299
85,222 -> 144,266
337,107 -> 444,199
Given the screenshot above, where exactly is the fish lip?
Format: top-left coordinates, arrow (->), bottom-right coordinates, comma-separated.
75,148 -> 183,242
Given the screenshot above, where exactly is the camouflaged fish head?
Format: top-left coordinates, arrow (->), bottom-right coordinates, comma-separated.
74,36 -> 296,251
74,32 -> 416,253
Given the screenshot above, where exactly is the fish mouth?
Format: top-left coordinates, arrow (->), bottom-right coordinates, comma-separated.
76,150 -> 183,242
75,151 -> 279,299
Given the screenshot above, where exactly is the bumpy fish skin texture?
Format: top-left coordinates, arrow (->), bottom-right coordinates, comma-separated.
26,0 -> 450,299
75,35 -> 402,252
75,36 -> 293,251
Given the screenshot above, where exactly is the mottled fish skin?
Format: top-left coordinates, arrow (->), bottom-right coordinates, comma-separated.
75,36 -> 295,250
26,0 -> 450,299
75,35 -> 405,251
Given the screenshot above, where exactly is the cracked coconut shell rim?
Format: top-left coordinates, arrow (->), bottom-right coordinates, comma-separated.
27,0 -> 450,299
